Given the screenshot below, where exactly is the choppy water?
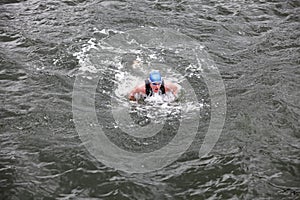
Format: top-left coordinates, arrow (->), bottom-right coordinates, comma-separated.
1,0 -> 299,199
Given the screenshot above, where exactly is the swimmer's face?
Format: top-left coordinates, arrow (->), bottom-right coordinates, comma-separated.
150,82 -> 161,93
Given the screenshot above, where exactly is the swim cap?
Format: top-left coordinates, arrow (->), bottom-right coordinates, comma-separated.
149,70 -> 162,83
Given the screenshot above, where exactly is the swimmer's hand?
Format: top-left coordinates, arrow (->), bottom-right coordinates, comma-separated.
129,95 -> 136,101
128,92 -> 136,101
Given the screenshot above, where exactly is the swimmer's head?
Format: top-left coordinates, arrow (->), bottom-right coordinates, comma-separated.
149,70 -> 162,93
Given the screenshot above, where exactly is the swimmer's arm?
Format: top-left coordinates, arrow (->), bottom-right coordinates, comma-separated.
128,84 -> 145,101
166,82 -> 180,96
128,88 -> 138,100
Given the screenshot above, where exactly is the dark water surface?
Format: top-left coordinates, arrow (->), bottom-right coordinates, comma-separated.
1,0 -> 299,199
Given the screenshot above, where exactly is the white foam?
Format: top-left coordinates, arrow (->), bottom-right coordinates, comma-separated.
98,28 -> 124,35
73,38 -> 99,73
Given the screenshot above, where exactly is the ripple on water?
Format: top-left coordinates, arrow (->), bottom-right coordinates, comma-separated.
0,0 -> 299,199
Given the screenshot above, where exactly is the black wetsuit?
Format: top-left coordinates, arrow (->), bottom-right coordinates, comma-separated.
145,80 -> 165,96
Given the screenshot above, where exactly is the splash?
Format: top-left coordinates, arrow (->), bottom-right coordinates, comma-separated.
72,27 -> 226,173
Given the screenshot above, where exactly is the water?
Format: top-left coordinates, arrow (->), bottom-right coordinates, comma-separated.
1,0 -> 299,199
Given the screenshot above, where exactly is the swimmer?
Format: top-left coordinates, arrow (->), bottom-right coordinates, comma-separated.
128,70 -> 179,101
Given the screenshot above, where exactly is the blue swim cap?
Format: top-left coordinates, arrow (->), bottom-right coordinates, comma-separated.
149,70 -> 162,83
